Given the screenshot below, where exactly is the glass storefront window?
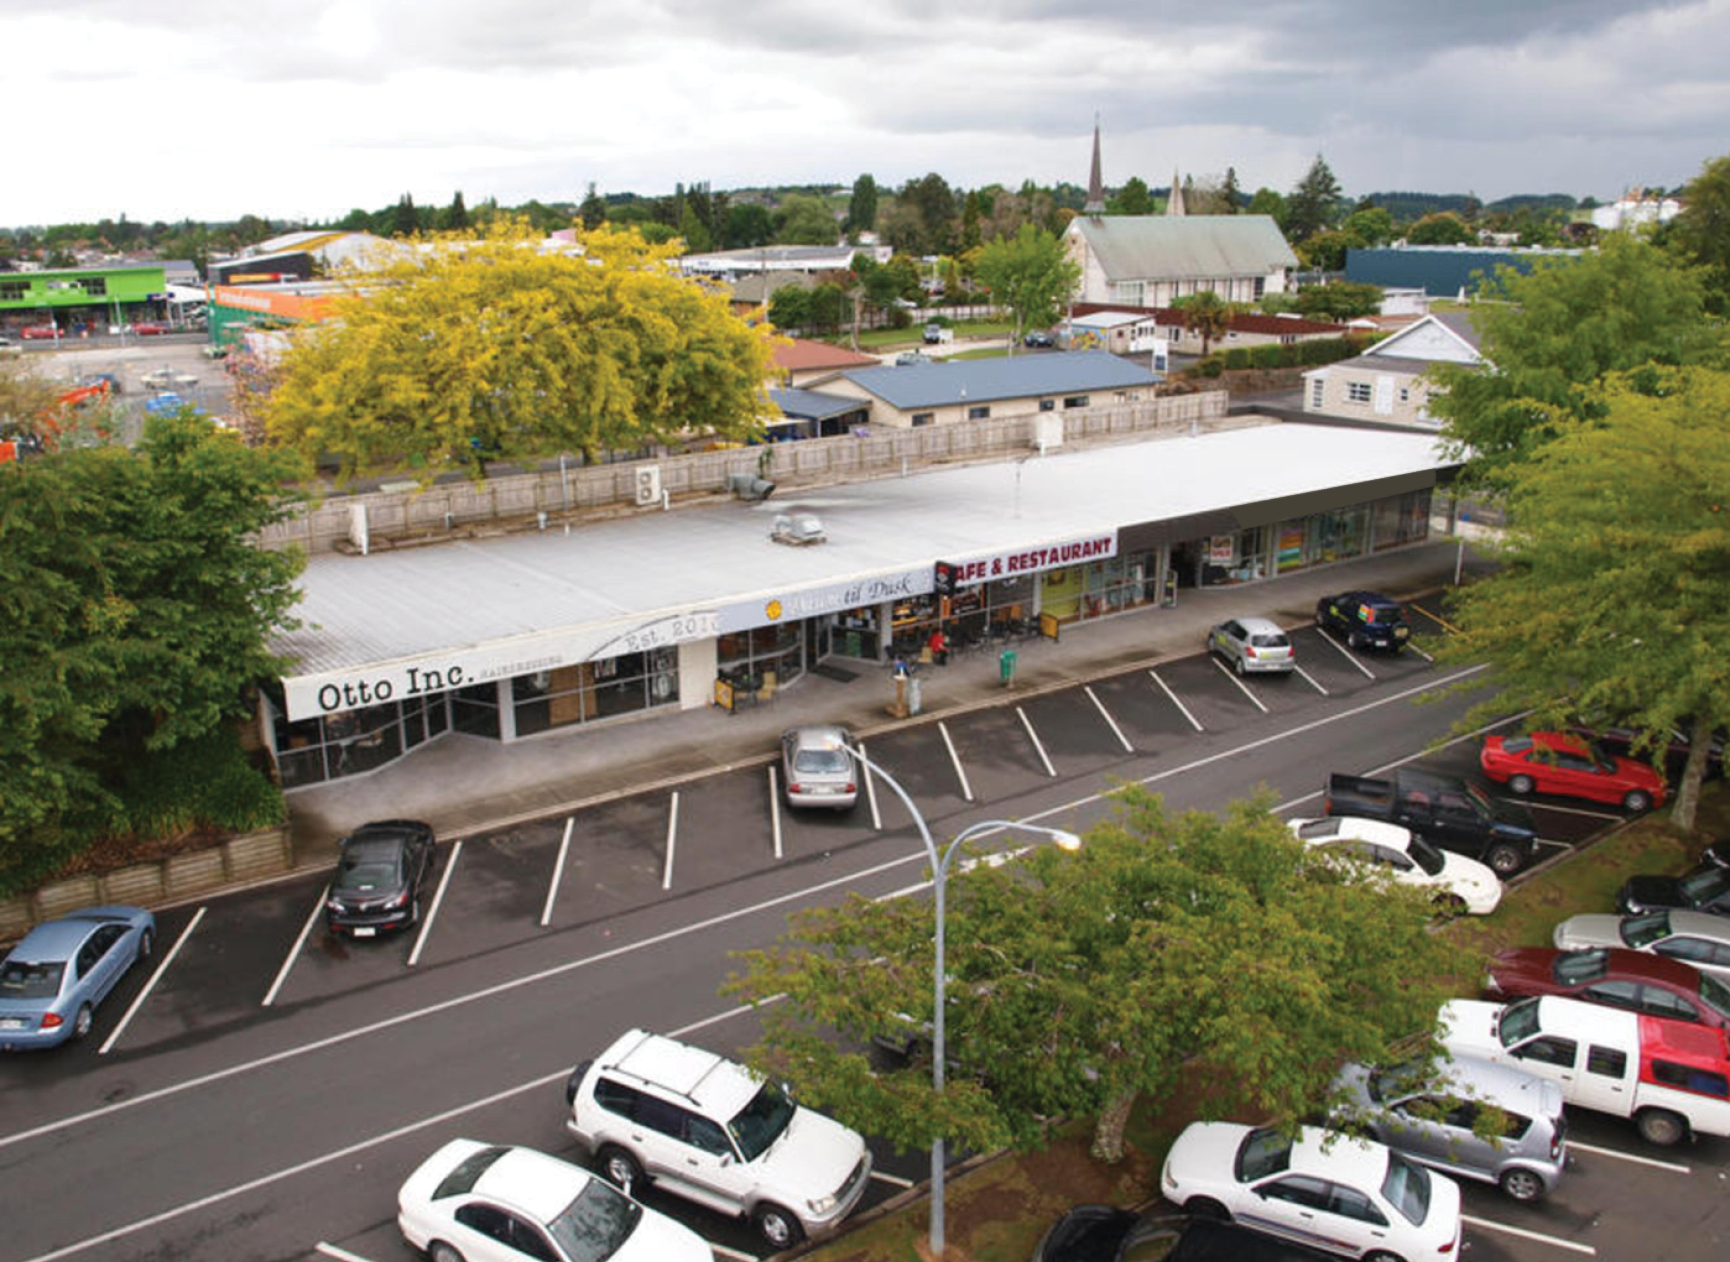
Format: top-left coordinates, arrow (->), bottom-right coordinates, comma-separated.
719,623 -> 804,689
513,648 -> 680,736
272,695 -> 434,789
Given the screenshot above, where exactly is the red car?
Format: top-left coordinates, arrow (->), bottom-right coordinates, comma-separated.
1480,730 -> 1666,811
129,321 -> 169,336
1486,946 -> 1730,1030
17,324 -> 59,340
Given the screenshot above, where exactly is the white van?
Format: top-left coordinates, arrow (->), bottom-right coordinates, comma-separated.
1440,995 -> 1730,1145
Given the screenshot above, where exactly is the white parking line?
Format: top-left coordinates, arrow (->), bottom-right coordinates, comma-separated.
1294,663 -> 1330,696
408,841 -> 461,968
540,818 -> 574,927
1149,669 -> 1204,732
3,665 -> 1495,1158
1497,798 -> 1625,821
1567,1139 -> 1692,1172
1318,629 -> 1376,679
314,1243 -> 379,1262
768,767 -> 784,860
939,721 -> 975,802
1085,685 -> 1134,753
870,1171 -> 915,1188
1406,642 -> 1435,663
662,792 -> 680,890
710,1246 -> 759,1262
262,884 -> 327,1008
1212,658 -> 1269,713
1017,706 -> 1057,777
100,906 -> 204,1055
1462,1213 -> 1596,1255
859,740 -> 883,831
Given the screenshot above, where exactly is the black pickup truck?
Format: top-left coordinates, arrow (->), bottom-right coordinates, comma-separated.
1323,768 -> 1540,876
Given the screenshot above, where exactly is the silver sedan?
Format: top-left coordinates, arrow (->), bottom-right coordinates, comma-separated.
1207,616 -> 1295,675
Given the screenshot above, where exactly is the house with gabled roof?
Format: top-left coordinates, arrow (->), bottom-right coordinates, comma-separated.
1301,312 -> 1483,427
770,337 -> 880,388
816,350 -> 1162,429
1064,215 -> 1299,307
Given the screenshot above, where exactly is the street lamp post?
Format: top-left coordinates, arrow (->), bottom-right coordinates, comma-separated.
847,744 -> 1081,1258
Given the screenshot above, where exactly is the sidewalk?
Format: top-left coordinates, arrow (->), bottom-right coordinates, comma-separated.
283,537 -> 1493,865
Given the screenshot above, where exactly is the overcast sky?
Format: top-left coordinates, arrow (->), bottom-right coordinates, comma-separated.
9,0 -> 1727,228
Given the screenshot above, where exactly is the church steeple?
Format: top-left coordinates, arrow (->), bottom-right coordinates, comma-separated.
1167,168 -> 1186,216
1084,116 -> 1106,217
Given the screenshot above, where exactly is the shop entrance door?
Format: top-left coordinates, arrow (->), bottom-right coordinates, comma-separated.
805,617 -> 831,666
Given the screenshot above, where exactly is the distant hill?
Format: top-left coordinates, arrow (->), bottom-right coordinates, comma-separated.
1361,191 -> 1578,221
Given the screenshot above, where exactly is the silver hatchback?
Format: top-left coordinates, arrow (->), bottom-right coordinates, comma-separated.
1207,616 -> 1295,675
1330,1051 -> 1567,1202
780,725 -> 859,811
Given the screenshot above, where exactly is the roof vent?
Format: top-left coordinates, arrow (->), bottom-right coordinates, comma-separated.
771,511 -> 826,546
728,472 -> 777,502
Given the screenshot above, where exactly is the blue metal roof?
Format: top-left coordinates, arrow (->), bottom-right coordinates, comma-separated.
840,351 -> 1160,410
769,387 -> 869,421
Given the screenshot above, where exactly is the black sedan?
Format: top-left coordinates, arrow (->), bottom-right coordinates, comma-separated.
1617,864 -> 1730,917
1315,591 -> 1410,651
1033,1207 -> 1325,1262
325,819 -> 437,937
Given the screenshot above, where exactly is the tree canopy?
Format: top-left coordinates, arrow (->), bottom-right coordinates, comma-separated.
1433,366 -> 1730,829
1429,233 -> 1725,490
1176,290 -> 1233,355
725,788 -> 1471,1162
0,412 -> 302,892
263,220 -> 778,480
1668,152 -> 1730,315
1285,155 -> 1344,243
972,224 -> 1081,346
774,193 -> 839,245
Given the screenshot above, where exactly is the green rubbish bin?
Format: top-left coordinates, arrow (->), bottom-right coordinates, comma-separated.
999,648 -> 1017,687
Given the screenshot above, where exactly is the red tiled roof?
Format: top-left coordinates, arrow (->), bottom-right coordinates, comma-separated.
773,338 -> 881,371
1071,302 -> 1347,336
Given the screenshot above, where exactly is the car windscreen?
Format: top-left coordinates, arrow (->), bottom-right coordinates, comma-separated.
1553,949 -> 1609,985
1380,1150 -> 1432,1225
1681,867 -> 1730,904
729,1081 -> 797,1162
432,1145 -> 509,1199
0,960 -> 65,1000
1234,1127 -> 1291,1182
335,854 -> 400,891
1406,834 -> 1447,877
1698,971 -> 1730,1022
1497,997 -> 1542,1047
1621,912 -> 1674,949
793,747 -> 851,775
548,1176 -> 643,1262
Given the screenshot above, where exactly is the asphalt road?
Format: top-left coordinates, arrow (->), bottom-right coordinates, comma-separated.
3,602 -> 1718,1262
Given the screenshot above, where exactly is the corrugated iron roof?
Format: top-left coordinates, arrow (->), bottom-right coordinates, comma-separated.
1069,216 -> 1298,281
840,351 -> 1160,410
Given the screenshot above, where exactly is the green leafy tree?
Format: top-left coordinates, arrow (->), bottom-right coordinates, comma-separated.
767,284 -> 812,333
723,203 -> 774,249
1176,290 -> 1233,355
1285,155 -> 1343,243
440,191 -> 471,232
774,192 -> 839,245
390,193 -> 420,238
1219,166 -> 1242,213
1107,176 -> 1154,216
1246,187 -> 1287,227
725,788 -> 1470,1161
1298,229 -> 1360,273
1669,153 -> 1730,314
1406,212 -> 1475,245
1343,205 -> 1395,246
1435,366 -> 1730,829
1294,281 -> 1384,321
578,183 -> 608,230
972,224 -> 1082,347
0,412 -> 303,891
1429,233 -> 1724,490
845,174 -> 879,237
264,220 -> 776,480
677,200 -> 712,253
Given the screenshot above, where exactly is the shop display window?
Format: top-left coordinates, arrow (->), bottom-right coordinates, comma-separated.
719,623 -> 805,690
513,648 -> 679,736
272,696 -> 429,789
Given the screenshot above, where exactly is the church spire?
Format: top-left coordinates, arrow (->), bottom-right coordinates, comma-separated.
1084,116 -> 1106,216
1167,169 -> 1186,217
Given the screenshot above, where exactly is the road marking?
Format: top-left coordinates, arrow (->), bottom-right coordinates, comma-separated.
1149,669 -> 1203,732
315,1244 -> 379,1262
870,1171 -> 915,1187
1462,1213 -> 1595,1254
1318,629 -> 1376,678
541,817 -> 574,927
1294,664 -> 1330,696
1085,685 -> 1134,753
860,740 -> 883,831
1495,798 -> 1624,821
1567,1139 -> 1691,1172
1275,710 -> 1528,815
0,664 -> 1494,1156
1017,706 -> 1057,777
769,766 -> 784,860
408,840 -> 461,968
100,907 -> 204,1055
1406,642 -> 1435,663
710,1246 -> 759,1262
262,884 -> 327,1008
663,791 -> 680,890
939,721 -> 974,802
1413,603 -> 1460,634
1212,658 -> 1269,712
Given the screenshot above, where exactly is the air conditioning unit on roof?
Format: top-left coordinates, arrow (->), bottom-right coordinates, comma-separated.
634,464 -> 662,507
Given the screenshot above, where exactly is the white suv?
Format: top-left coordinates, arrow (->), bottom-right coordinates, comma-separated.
565,1028 -> 872,1249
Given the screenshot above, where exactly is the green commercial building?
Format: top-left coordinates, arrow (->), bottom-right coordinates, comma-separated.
0,263 -> 171,333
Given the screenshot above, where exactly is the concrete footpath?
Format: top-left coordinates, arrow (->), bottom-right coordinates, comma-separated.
283,535 -> 1494,867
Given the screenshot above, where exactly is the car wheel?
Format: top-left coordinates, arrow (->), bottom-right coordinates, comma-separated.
1637,1107 -> 1688,1146
753,1202 -> 805,1249
1434,892 -> 1469,921
1508,774 -> 1536,795
1485,843 -> 1525,877
1233,655 -> 1246,677
71,1003 -> 94,1041
1499,1167 -> 1545,1202
138,928 -> 154,961
1364,1252 -> 1406,1262
1184,1196 -> 1231,1221
1348,629 -> 1365,649
598,1145 -> 644,1191
1623,789 -> 1653,812
409,898 -> 422,927
428,1243 -> 465,1262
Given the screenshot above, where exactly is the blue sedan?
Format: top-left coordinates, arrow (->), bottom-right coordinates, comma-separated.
0,906 -> 156,1049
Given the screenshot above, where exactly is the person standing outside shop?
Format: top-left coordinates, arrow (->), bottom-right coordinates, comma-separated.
927,627 -> 949,665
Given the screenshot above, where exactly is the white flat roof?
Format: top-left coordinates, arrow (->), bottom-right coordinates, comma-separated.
274,423 -> 1450,692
